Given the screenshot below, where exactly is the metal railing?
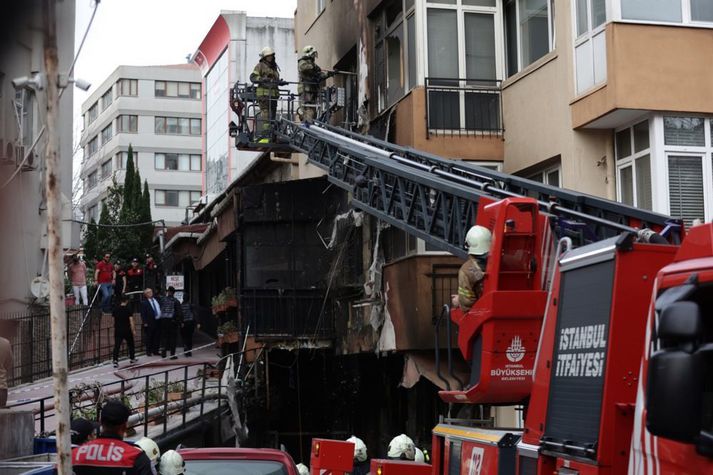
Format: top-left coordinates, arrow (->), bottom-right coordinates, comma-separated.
240,290 -> 335,339
425,77 -> 503,138
2,304 -> 144,387
6,362 -> 225,438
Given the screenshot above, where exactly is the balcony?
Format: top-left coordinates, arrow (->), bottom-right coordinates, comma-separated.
388,85 -> 504,162
572,22 -> 713,129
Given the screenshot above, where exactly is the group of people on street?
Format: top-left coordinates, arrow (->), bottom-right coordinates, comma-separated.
248,44 -> 335,141
71,399 -> 185,474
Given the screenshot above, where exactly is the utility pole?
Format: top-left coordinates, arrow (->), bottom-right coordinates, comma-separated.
43,0 -> 72,472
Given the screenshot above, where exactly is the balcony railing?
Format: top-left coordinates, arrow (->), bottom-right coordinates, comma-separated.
425,77 -> 503,138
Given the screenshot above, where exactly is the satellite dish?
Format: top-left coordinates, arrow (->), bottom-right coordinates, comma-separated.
31,276 -> 50,299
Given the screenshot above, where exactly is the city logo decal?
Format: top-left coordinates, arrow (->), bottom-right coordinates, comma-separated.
506,335 -> 525,363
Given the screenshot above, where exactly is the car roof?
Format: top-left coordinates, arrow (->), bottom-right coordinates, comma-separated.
179,447 -> 295,463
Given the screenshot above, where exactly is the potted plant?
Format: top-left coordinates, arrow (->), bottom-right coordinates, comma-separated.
211,293 -> 227,314
166,381 -> 186,401
223,287 -> 238,308
217,320 -> 239,344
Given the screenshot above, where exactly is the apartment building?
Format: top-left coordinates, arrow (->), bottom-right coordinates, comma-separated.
78,64 -> 203,227
0,1 -> 76,311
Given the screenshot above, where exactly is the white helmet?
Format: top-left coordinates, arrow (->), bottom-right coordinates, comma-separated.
296,463 -> 309,475
347,435 -> 367,463
260,46 -> 275,58
415,447 -> 425,463
159,450 -> 185,475
135,437 -> 160,463
465,225 -> 492,256
387,434 -> 415,460
302,45 -> 318,58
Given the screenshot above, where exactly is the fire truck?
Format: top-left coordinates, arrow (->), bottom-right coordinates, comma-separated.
229,86 -> 713,474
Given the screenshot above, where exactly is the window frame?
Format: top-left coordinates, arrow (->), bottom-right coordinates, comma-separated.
154,153 -> 202,172
155,80 -> 202,99
615,119 -> 652,209
154,189 -> 202,207
155,116 -> 201,136
502,0 -> 555,77
100,123 -> 113,145
116,78 -> 138,97
611,0 -> 713,27
100,159 -> 112,180
116,114 -> 138,133
572,0 -> 608,95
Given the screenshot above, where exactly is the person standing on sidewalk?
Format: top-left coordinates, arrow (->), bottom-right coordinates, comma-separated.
113,261 -> 127,304
126,258 -> 144,313
180,292 -> 200,357
140,288 -> 161,356
0,337 -> 12,408
112,295 -> 137,368
158,286 -> 183,359
68,254 -> 89,306
95,253 -> 115,313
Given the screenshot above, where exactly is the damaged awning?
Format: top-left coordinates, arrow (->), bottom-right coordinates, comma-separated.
401,351 -> 470,392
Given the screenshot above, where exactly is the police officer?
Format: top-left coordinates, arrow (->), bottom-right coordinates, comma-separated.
452,225 -> 492,311
298,45 -> 333,121
250,46 -> 286,141
72,399 -> 153,474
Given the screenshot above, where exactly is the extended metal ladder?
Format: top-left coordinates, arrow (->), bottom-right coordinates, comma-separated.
271,119 -> 682,258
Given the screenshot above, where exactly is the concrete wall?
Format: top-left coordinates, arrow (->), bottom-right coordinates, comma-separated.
571,22 -> 713,128
0,410 -> 34,459
0,1 -> 75,312
501,0 -> 613,198
78,64 -> 203,226
295,0 -> 361,70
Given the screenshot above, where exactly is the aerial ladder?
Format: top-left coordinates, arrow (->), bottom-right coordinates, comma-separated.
229,86 -> 713,474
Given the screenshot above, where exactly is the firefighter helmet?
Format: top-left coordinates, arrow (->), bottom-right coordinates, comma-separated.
465,225 -> 492,256
387,434 -> 415,460
296,463 -> 309,475
159,450 -> 185,475
135,437 -> 160,463
347,435 -> 367,462
415,447 -> 425,463
260,46 -> 275,58
302,45 -> 318,59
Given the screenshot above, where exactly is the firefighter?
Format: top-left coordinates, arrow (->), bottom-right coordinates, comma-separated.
71,400 -> 153,474
296,463 -> 309,475
298,45 -> 334,122
159,450 -> 185,475
452,225 -> 492,312
415,447 -> 430,464
387,434 -> 416,461
347,435 -> 369,475
250,46 -> 286,142
136,436 -> 160,473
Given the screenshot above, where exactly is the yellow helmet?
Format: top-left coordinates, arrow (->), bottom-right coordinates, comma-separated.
260,46 -> 275,58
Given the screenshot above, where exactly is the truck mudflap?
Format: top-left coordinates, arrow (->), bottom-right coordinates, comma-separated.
432,424 -> 521,475
440,290 -> 547,404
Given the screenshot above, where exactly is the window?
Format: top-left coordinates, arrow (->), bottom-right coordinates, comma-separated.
155,81 -> 202,99
100,124 -> 113,144
504,0 -> 554,76
155,116 -> 201,135
100,159 -> 112,180
87,103 -> 98,125
616,120 -> 652,210
101,89 -> 113,110
116,115 -> 138,133
155,190 -> 202,207
619,0 -> 713,24
528,164 -> 561,186
87,171 -> 98,190
660,116 -> 713,225
154,153 -> 201,171
86,205 -> 98,222
373,0 -> 417,111
117,78 -> 138,96
574,0 -> 607,94
115,151 -> 135,169
86,136 -> 98,158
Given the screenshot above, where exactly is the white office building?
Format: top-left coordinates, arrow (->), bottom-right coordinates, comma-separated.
78,64 -> 203,226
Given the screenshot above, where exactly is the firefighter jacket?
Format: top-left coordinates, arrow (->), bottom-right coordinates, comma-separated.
298,57 -> 328,94
71,434 -> 154,475
457,255 -> 485,311
250,59 -> 281,98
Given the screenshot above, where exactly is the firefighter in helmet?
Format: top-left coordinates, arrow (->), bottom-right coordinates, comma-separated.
387,434 -> 416,461
452,225 -> 492,311
347,435 -> 369,475
250,46 -> 286,141
298,45 -> 334,121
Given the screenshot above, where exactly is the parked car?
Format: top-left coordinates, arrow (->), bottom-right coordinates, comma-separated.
179,447 -> 300,475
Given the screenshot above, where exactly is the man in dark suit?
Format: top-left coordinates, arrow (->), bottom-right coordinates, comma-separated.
140,288 -> 161,356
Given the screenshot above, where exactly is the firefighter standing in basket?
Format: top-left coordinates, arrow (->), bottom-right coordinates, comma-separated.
250,46 -> 287,142
298,45 -> 334,122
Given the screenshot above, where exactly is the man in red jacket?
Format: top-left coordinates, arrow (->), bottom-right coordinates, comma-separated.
95,253 -> 115,314
72,399 -> 153,474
